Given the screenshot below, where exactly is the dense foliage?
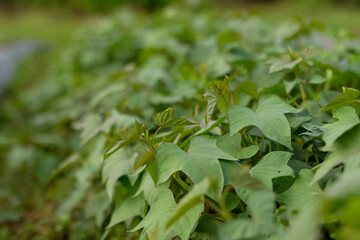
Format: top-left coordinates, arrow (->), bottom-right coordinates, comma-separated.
1,4 -> 360,240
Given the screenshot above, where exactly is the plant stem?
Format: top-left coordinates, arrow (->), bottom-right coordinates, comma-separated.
219,186 -> 233,221
140,136 -> 156,157
287,94 -> 300,108
260,135 -> 265,156
217,124 -> 228,134
304,65 -> 312,84
201,212 -> 225,223
231,90 -> 234,105
314,154 -> 319,165
204,198 -> 231,221
173,173 -> 189,191
152,127 -> 162,143
299,83 -> 309,109
295,66 -> 309,110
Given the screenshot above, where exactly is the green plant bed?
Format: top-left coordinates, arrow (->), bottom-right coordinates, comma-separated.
1,3 -> 360,239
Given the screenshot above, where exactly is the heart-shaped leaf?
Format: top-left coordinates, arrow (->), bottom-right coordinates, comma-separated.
228,95 -> 299,150
157,136 -> 237,197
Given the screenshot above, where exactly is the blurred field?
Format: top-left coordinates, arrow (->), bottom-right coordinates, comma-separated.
1,0 -> 359,46
0,9 -> 90,45
218,0 -> 360,33
252,1 -> 360,33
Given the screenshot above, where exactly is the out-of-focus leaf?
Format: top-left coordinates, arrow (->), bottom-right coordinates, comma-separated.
321,106 -> 360,151
312,125 -> 360,183
277,169 -> 322,210
102,149 -> 137,199
218,219 -> 264,240
230,165 -> 268,203
309,75 -> 326,84
269,57 -> 302,73
273,202 -> 322,240
247,190 -> 276,230
166,178 -> 209,230
131,189 -> 202,240
234,81 -> 259,99
321,87 -> 360,113
299,48 -> 323,61
325,171 -> 360,199
107,194 -> 145,228
134,172 -> 170,205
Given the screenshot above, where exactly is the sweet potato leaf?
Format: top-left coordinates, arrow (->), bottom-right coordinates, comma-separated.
228,95 -> 299,150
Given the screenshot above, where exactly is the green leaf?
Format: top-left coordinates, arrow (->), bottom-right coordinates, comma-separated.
310,152 -> 342,185
103,120 -> 145,160
157,137 -> 237,197
230,165 -> 268,203
286,108 -> 312,129
309,75 -> 326,84
90,83 -> 126,107
284,78 -> 303,94
321,106 -> 360,151
102,149 -> 137,199
260,83 -> 287,96
312,125 -> 360,183
191,117 -> 227,138
274,202 -> 322,240
269,57 -> 302,73
250,151 -> 295,189
152,107 -> 195,128
77,113 -> 114,146
234,81 -> 259,99
277,169 -> 322,210
166,178 -> 209,230
204,72 -> 249,118
219,219 -> 264,240
220,160 -> 241,186
134,172 -> 170,205
107,194 -> 145,228
299,47 -> 323,61
216,133 -> 259,159
325,171 -> 360,199
247,190 -> 276,230
131,189 -> 202,240
321,87 -> 360,113
228,95 -> 299,150
204,89 -> 218,124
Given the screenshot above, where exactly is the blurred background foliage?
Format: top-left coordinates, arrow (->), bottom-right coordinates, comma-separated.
0,0 -> 360,239
1,0 -> 360,13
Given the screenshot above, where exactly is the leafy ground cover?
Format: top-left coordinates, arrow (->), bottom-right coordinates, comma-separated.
1,2 -> 360,240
